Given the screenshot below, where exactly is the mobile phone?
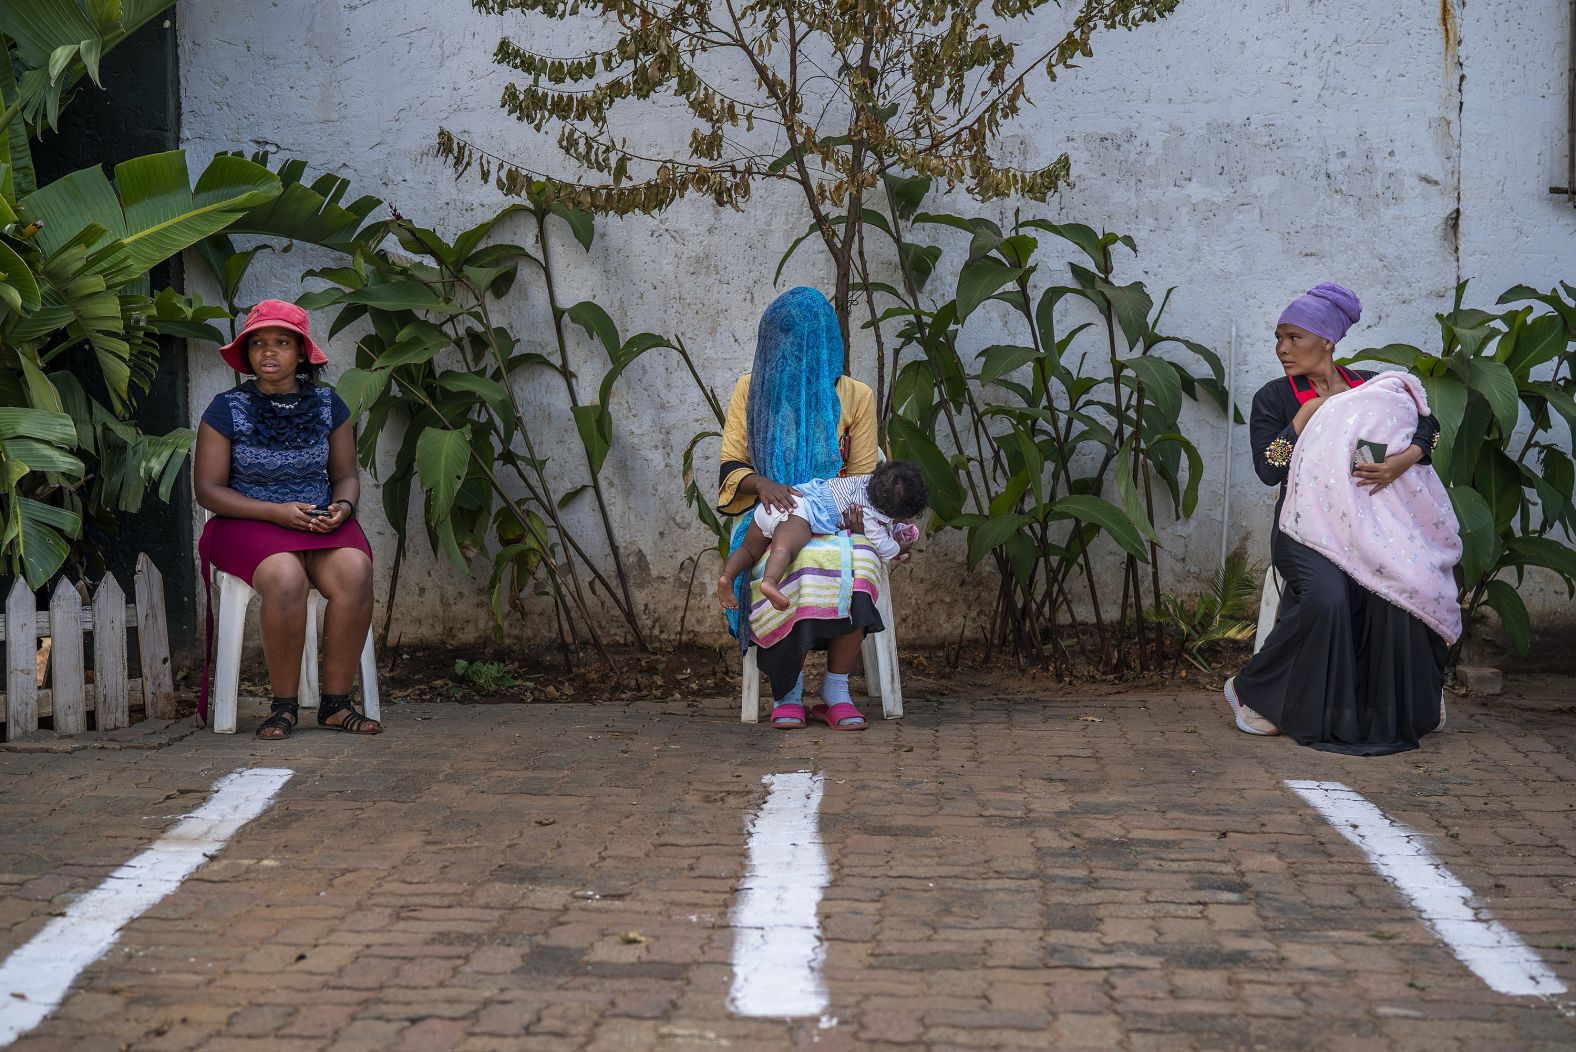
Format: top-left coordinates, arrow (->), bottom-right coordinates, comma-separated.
1352,439 -> 1388,468
304,507 -> 331,517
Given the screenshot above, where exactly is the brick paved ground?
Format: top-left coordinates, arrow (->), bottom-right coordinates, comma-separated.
0,678 -> 1573,1051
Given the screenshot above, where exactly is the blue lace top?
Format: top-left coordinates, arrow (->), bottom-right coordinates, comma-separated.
201,381 -> 350,508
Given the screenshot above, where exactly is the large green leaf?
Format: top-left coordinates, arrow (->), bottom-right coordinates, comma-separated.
436,370 -> 508,410
1017,219 -> 1123,272
1447,393 -> 1492,487
895,241 -> 942,292
1464,357 -> 1520,439
1504,535 -> 1576,590
1114,436 -> 1159,545
883,173 -> 930,221
1472,446 -> 1522,529
22,246 -> 136,409
415,424 -> 472,523
1044,494 -> 1149,561
1124,356 -> 1181,424
967,513 -> 1029,568
954,257 -> 1023,322
2,435 -> 83,475
23,151 -> 281,284
1525,381 -> 1576,435
975,344 -> 1036,387
8,495 -> 81,589
571,403 -> 612,475
590,331 -> 671,408
334,367 -> 390,420
323,276 -> 464,314
1150,431 -> 1205,518
1418,371 -> 1467,476
1346,343 -> 1423,370
1500,313 -> 1567,374
209,154 -> 384,251
0,406 -> 75,444
1481,579 -> 1531,656
888,414 -> 965,522
1537,444 -> 1576,527
565,300 -> 619,360
1448,485 -> 1498,587
547,201 -> 594,250
1099,278 -> 1154,351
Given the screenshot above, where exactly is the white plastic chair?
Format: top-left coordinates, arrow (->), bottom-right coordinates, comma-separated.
740,559 -> 903,723
209,568 -> 380,734
1252,567 -> 1286,653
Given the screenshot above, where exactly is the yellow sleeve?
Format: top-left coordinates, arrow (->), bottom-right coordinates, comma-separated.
717,373 -> 755,515
839,376 -> 878,476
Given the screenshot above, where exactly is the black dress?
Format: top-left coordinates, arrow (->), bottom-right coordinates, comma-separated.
1235,369 -> 1448,756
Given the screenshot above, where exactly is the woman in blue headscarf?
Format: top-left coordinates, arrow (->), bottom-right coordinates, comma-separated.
717,287 -> 883,729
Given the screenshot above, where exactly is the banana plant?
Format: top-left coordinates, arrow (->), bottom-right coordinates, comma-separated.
0,1 -> 178,143
1,7 -> 284,587
192,152 -> 386,339
1,149 -> 281,587
1345,281 -> 1576,655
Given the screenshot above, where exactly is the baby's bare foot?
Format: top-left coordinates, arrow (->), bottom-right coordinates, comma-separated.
759,579 -> 790,611
716,575 -> 739,610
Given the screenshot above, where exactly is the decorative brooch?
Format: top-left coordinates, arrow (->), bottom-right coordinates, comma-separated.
1265,437 -> 1295,468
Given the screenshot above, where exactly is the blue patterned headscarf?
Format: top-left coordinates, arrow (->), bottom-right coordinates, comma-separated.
727,287 -> 846,638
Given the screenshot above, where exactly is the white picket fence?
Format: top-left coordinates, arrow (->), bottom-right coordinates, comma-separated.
1,553 -> 175,740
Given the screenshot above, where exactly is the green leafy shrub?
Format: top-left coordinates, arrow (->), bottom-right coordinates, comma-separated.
453,658 -> 517,690
1151,548 -> 1260,673
825,183 -> 1230,674
297,192 -> 714,668
1345,282 -> 1576,654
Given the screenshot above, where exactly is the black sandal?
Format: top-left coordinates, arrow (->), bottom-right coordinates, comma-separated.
256,697 -> 299,740
318,693 -> 382,734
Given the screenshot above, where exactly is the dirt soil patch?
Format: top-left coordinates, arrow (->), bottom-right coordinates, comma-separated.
172,630 -> 1550,717
362,637 -> 1260,709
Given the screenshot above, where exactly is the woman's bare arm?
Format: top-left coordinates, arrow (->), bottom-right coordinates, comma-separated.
310,422 -> 361,532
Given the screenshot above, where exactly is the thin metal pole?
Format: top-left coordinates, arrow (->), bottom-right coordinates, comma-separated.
1568,0 -> 1575,204
1557,0 -> 1576,203
1219,319 -> 1237,570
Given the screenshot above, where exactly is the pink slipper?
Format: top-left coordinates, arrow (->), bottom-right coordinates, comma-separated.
809,702 -> 868,731
770,702 -> 806,729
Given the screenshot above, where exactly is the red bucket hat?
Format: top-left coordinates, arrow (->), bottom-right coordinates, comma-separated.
218,299 -> 329,374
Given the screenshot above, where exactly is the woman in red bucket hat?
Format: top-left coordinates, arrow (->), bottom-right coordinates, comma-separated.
193,300 -> 380,738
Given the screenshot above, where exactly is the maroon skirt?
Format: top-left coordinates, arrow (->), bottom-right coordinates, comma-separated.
197,517 -> 373,724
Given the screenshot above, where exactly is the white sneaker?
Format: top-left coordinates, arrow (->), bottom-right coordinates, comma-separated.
1224,677 -> 1279,736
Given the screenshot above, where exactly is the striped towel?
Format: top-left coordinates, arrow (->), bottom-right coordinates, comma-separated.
746,533 -> 884,649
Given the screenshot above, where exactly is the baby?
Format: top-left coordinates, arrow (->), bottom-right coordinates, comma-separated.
717,459 -> 929,612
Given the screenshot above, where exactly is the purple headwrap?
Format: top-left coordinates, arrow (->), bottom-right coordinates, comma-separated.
1278,283 -> 1362,344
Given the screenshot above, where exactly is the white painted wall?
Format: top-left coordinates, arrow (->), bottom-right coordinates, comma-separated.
178,0 -> 1576,646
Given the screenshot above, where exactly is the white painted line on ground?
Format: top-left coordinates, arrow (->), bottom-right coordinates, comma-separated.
1287,779 -> 1566,998
0,767 -> 293,1047
729,770 -> 829,1018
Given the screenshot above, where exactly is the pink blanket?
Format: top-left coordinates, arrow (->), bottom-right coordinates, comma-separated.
1279,372 -> 1463,643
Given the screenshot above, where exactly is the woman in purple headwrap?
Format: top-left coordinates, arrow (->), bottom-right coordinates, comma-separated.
1224,283 -> 1446,755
